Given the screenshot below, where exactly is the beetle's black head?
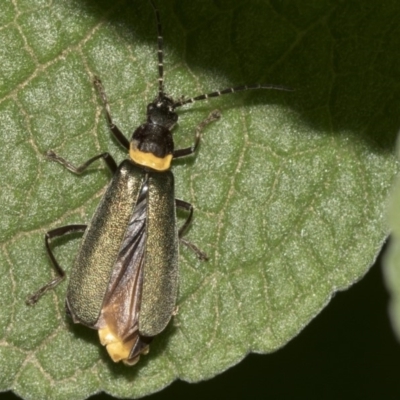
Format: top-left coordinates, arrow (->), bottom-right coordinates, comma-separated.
128,95 -> 177,172
147,95 -> 178,129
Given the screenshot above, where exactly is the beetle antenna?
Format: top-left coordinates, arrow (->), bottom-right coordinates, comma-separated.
173,84 -> 293,108
149,0 -> 165,97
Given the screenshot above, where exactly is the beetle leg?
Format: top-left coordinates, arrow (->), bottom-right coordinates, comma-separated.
94,76 -> 130,150
175,199 -> 208,260
173,110 -> 221,159
26,224 -> 87,305
46,150 -> 118,175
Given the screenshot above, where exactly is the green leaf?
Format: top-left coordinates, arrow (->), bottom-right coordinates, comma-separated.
384,141 -> 400,340
1,0 -> 398,399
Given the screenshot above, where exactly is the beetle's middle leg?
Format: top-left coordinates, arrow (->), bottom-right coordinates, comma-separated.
46,150 -> 118,175
175,199 -> 208,261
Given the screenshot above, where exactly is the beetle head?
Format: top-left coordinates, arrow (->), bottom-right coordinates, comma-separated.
147,95 -> 178,129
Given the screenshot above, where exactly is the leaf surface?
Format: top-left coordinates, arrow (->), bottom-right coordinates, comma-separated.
0,0 -> 398,399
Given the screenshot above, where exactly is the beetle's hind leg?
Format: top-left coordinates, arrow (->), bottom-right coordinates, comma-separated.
26,224 -> 87,305
176,199 -> 208,261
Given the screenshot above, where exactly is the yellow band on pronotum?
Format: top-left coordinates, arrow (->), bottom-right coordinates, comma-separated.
130,143 -> 172,171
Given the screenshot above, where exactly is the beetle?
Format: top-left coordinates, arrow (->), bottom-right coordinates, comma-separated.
27,0 -> 289,365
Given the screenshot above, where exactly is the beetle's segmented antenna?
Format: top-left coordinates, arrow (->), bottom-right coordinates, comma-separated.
149,0 -> 165,96
173,83 -> 293,108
